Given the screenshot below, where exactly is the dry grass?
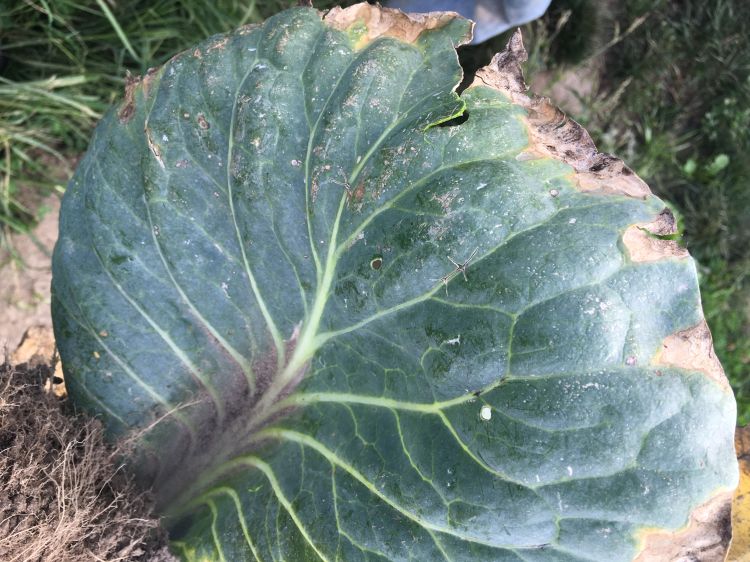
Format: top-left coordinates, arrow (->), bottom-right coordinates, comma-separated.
0,362 -> 175,562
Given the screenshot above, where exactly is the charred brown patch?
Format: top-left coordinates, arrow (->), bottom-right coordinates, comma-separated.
118,68 -> 161,124
323,3 -> 472,50
634,491 -> 734,562
346,180 -> 366,210
352,180 -> 366,203
117,73 -> 140,124
206,37 -> 229,53
144,127 -> 165,169
470,30 -> 650,200
196,114 -> 210,130
653,320 -> 731,392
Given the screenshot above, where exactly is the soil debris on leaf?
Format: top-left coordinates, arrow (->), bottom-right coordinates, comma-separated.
0,362 -> 176,561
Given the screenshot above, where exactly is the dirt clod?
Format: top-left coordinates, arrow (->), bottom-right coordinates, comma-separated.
0,362 -> 176,562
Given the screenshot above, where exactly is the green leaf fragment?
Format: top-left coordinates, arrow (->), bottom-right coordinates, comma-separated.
52,4 -> 738,561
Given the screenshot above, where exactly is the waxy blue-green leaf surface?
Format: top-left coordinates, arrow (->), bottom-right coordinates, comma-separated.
52,5 -> 738,561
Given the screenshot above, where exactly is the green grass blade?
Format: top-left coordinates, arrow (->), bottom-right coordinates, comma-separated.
93,0 -> 140,63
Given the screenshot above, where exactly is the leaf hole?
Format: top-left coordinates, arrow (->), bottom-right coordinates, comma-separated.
437,111 -> 469,128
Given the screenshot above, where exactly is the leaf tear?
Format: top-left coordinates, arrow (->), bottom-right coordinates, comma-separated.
623,208 -> 688,263
436,111 -> 469,127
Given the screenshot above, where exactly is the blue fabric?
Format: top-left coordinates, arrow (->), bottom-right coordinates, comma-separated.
385,0 -> 552,43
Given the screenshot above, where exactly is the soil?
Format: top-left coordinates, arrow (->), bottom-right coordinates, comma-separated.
0,195 -> 177,560
0,195 -> 59,354
530,62 -> 598,117
0,362 -> 176,561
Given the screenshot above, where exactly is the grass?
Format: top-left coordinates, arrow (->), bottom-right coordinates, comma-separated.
607,0 -> 750,424
0,0 -> 331,247
1,0 -> 749,422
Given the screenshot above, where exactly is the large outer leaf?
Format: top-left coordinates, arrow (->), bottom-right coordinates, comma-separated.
52,4 -> 738,560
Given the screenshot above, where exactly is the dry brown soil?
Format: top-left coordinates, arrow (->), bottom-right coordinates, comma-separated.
0,195 -> 59,354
